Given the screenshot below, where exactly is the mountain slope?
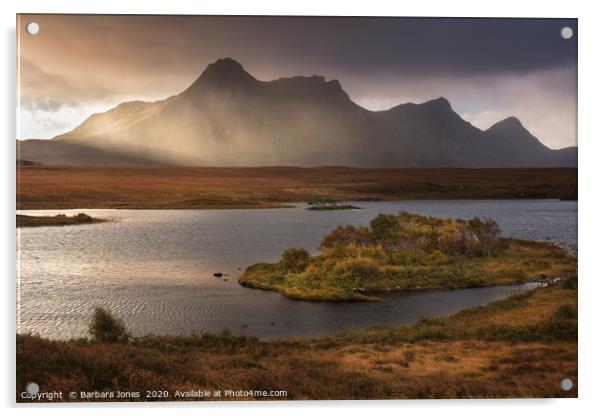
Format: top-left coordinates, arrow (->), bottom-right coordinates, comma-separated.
19,57 -> 576,168
17,139 -> 159,167
484,117 -> 577,167
376,97 -> 495,167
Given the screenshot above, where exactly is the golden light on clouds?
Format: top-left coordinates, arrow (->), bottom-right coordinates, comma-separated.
17,14 -> 576,148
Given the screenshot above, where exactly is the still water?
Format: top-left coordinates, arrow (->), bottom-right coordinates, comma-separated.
17,199 -> 576,339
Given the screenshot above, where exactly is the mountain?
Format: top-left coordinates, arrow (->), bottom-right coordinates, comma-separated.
18,57 -> 576,167
484,117 -> 577,167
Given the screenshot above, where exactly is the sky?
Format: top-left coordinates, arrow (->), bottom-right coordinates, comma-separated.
18,15 -> 577,149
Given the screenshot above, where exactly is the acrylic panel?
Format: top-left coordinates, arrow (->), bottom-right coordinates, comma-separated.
16,14 -> 577,402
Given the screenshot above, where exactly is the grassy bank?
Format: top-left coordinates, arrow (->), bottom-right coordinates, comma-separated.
240,212 -> 576,301
16,281 -> 577,401
16,213 -> 105,227
17,166 -> 577,209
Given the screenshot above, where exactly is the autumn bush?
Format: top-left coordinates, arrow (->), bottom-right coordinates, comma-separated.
333,257 -> 382,283
281,248 -> 310,272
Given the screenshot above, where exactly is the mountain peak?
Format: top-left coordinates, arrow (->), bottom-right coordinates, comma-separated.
487,116 -> 527,134
186,57 -> 257,93
423,97 -> 452,110
495,116 -> 522,128
386,96 -> 453,114
204,57 -> 245,74
201,57 -> 255,81
270,74 -> 350,102
484,116 -> 551,154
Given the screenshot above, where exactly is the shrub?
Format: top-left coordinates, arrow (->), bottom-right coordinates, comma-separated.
368,212 -> 503,258
467,217 -> 501,256
537,314 -> 578,342
429,250 -> 446,262
281,248 -> 310,272
387,250 -> 412,266
553,304 -> 577,320
89,307 -> 130,343
353,245 -> 388,261
321,225 -> 373,249
369,214 -> 400,245
334,257 -> 382,282
562,276 -> 578,290
302,264 -> 323,281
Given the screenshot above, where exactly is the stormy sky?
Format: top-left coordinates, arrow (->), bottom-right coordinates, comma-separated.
18,15 -> 577,148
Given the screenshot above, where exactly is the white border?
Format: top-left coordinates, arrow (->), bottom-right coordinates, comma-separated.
3,0 -> 601,415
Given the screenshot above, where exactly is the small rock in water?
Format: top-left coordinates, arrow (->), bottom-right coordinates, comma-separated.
270,321 -> 275,326
224,278 -> 229,282
213,272 -> 223,277
241,324 -> 248,329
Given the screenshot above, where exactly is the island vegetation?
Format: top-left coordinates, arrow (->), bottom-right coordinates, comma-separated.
17,276 -> 577,401
306,197 -> 361,210
17,213 -> 105,227
240,212 -> 576,301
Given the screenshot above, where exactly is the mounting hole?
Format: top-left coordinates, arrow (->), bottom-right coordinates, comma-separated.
560,378 -> 573,391
26,22 -> 39,35
560,26 -> 573,40
25,382 -> 39,395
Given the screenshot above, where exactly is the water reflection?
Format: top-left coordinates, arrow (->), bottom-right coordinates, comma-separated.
17,199 -> 576,339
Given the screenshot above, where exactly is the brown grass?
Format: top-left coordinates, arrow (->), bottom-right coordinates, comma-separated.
16,166 -> 577,209
16,283 -> 577,401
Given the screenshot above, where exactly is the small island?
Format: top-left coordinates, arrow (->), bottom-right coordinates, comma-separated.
240,212 -> 576,301
17,213 -> 105,228
305,197 -> 361,211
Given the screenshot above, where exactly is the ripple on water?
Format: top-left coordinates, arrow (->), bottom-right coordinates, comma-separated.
17,200 -> 576,339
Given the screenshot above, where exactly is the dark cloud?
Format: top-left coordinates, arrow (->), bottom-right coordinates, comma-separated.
224,16 -> 577,77
19,15 -> 577,81
18,15 -> 577,147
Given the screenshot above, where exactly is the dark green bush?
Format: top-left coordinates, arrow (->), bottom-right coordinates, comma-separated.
88,307 -> 130,343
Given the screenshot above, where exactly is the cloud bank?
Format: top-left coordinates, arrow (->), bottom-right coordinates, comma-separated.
18,15 -> 577,148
